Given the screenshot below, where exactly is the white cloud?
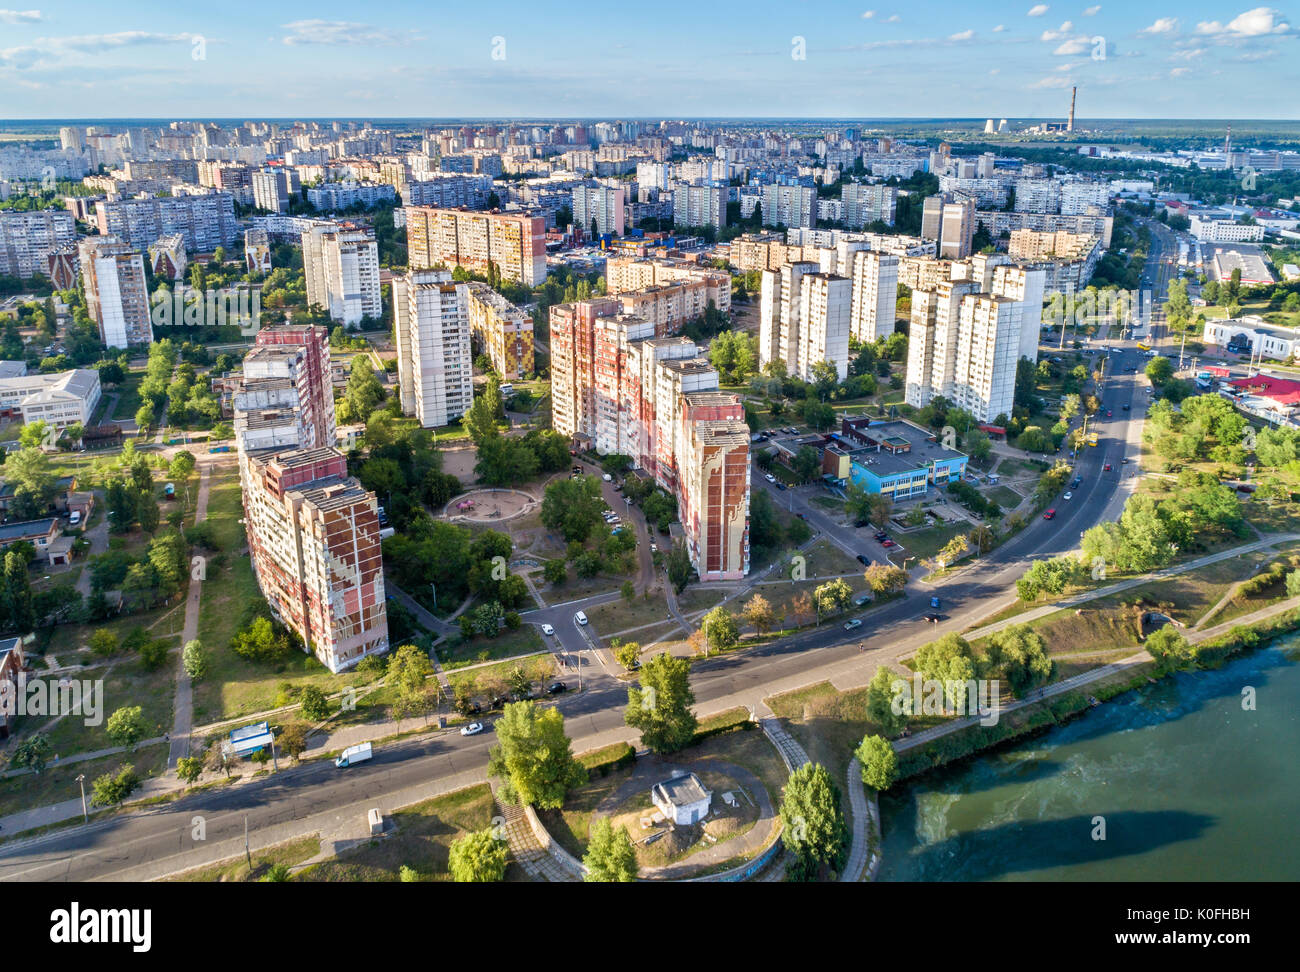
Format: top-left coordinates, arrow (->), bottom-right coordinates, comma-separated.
282,20 -> 410,46
949,29 -> 975,40
885,14 -> 900,23
1054,37 -> 1091,54
1169,66 -> 1191,76
0,8 -> 41,24
1028,4 -> 1049,16
1041,21 -> 1075,40
1169,47 -> 1205,60
989,67 -> 1000,74
1197,7 -> 1291,37
1141,17 -> 1179,34
862,9 -> 875,18
992,24 -> 1005,32
1083,5 -> 1101,14
1030,75 -> 1073,87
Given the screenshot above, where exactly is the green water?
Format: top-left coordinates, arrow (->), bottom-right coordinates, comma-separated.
878,641 -> 1300,881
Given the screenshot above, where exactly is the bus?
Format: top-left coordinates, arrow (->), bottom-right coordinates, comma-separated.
1087,431 -> 1100,447
1136,342 -> 1152,351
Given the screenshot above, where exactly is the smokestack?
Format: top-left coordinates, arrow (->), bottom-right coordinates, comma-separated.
1068,87 -> 1076,132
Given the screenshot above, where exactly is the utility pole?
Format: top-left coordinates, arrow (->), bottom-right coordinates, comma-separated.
245,816 -> 252,870
76,773 -> 87,823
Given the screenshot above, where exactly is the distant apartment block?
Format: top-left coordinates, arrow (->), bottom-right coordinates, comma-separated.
672,185 -> 727,230
392,268 -> 472,428
405,206 -> 547,286
302,223 -> 382,325
841,183 -> 898,228
244,227 -> 272,274
306,181 -> 396,210
233,326 -> 336,453
761,184 -> 817,229
603,255 -> 731,317
466,282 -> 534,380
572,184 -> 626,237
147,234 -> 187,281
94,193 -> 238,252
0,209 -> 76,280
759,262 -> 851,381
252,167 -> 301,213
402,174 -> 493,209
79,236 -> 152,349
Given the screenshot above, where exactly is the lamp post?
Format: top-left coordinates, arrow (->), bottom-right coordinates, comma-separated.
75,773 -> 87,822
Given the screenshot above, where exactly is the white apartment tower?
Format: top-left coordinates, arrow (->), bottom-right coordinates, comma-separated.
672,185 -> 727,230
392,269 -> 473,428
302,224 -> 382,325
572,184 -> 626,237
78,236 -> 152,349
954,295 -> 1020,422
796,273 -> 852,382
848,250 -> 899,343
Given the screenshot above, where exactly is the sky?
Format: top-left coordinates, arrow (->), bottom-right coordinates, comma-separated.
0,2 -> 1297,120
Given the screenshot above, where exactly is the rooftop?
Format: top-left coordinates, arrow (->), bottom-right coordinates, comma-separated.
653,772 -> 711,808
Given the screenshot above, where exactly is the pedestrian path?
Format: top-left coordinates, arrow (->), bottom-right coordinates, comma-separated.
168,462 -> 213,768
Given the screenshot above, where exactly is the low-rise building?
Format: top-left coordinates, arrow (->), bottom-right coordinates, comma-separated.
0,368 -> 101,428
835,417 -> 968,499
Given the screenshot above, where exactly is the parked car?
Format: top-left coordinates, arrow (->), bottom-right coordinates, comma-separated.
844,618 -> 863,631
1043,509 -> 1057,520
922,613 -> 942,623
854,594 -> 872,607
69,511 -> 81,526
461,722 -> 485,736
548,681 -> 567,695
1063,491 -> 1073,500
775,482 -> 787,491
874,532 -> 888,541
856,554 -> 871,566
882,539 -> 897,548
574,611 -> 588,625
1122,403 -> 1130,411
489,695 -> 509,709
602,473 -> 613,482
540,623 -> 555,636
764,473 -> 776,483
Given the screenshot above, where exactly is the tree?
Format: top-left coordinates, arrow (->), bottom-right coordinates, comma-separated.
699,606 -> 739,655
106,705 -> 149,748
914,633 -> 977,708
4,446 -> 57,520
182,639 -> 207,680
985,625 -> 1052,698
583,818 -> 638,882
863,563 -> 908,596
387,643 -> 435,715
299,685 -> 331,721
90,765 -> 140,807
813,578 -> 853,616
791,446 -> 821,482
540,476 -> 605,542
856,734 -> 899,791
10,732 -> 51,774
666,540 -> 693,593
177,756 -> 204,786
89,629 -> 119,656
625,651 -> 698,753
865,666 -> 906,737
1145,626 -> 1196,673
448,827 -> 510,882
779,763 -> 849,881
168,450 -> 196,482
613,640 -> 642,670
1146,356 -> 1174,386
278,723 -> 310,762
487,700 -> 586,809
743,593 -> 778,635
463,385 -> 503,446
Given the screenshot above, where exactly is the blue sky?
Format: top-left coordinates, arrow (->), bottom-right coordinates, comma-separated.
1,2 -> 1297,119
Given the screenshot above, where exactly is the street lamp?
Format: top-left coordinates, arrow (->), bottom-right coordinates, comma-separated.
75,773 -> 87,822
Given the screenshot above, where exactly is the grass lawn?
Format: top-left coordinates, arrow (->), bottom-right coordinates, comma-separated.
984,485 -> 1025,509
41,600 -> 186,659
542,572 -> 624,605
439,624 -> 546,668
588,593 -> 675,637
0,745 -> 168,819
110,370 -> 145,421
294,783 -> 523,881
1244,498 -> 1300,534
445,653 -> 556,701
12,656 -> 175,756
765,681 -> 883,793
995,458 -> 1049,479
896,522 -> 970,561
801,537 -> 865,578
675,586 -> 728,616
165,834 -> 322,882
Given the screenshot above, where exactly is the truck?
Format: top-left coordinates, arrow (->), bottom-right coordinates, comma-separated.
163,482 -> 175,499
208,445 -> 230,453
335,742 -> 373,768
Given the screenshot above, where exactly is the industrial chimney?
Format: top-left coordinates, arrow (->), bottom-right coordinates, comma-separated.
1068,87 -> 1077,132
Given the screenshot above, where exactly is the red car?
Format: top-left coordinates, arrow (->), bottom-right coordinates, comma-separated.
1043,509 -> 1057,520
1103,463 -> 1112,471
1106,410 -> 1113,417
882,539 -> 897,548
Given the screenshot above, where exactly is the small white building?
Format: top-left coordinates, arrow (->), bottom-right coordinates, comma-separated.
0,368 -> 101,428
1202,316 -> 1299,361
651,772 -> 712,826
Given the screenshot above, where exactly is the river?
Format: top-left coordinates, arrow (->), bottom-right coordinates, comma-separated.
877,640 -> 1300,881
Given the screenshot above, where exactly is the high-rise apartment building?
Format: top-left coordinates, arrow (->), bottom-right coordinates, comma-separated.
572,184 -> 626,237
679,393 -> 750,581
0,210 -> 76,280
603,256 -> 731,317
848,250 -> 899,343
392,269 -> 472,428
921,193 -> 976,259
672,185 -> 727,230
905,279 -> 975,409
94,193 -> 238,252
466,282 -> 534,380
405,206 -> 547,286
759,263 -> 850,381
252,167 -> 301,213
78,236 -> 152,349
954,295 -> 1020,422
841,183 -> 898,228
233,325 -> 385,674
761,184 -> 817,229
302,223 -> 382,325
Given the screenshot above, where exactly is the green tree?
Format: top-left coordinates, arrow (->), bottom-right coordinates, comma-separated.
864,666 -> 906,737
666,540 -> 693,593
448,827 -> 510,882
90,765 -> 140,807
699,606 -> 739,655
182,639 -> 207,680
176,756 -> 204,786
583,818 -> 638,882
856,734 -> 899,791
613,640 -> 642,670
105,705 -> 149,748
89,628 -> 119,656
540,475 -> 605,542
1145,626 -> 1196,673
779,763 -> 849,881
985,625 -> 1052,697
625,651 -> 698,753
813,578 -> 853,616
299,685 -> 331,721
487,700 -> 586,808
10,732 -> 51,774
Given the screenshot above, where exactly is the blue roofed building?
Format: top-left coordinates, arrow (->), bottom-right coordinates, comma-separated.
836,417 -> 967,499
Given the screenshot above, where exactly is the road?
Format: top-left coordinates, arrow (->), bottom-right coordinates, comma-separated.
0,235 -> 1177,882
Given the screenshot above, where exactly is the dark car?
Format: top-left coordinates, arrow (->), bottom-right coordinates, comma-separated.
874,532 -> 888,541
489,695 -> 509,709
922,613 -> 942,623
547,681 -> 567,695
1070,476 -> 1082,489
775,482 -> 787,491
795,512 -> 807,520
1122,403 -> 1130,410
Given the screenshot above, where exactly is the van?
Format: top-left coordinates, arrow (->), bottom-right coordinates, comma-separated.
574,610 -> 588,626
68,510 -> 81,526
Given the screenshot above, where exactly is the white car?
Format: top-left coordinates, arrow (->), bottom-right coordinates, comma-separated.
574,610 -> 588,625
1063,491 -> 1073,500
764,473 -> 776,483
460,722 -> 485,736
843,618 -> 863,631
602,473 -> 613,482
69,511 -> 81,526
540,623 -> 555,636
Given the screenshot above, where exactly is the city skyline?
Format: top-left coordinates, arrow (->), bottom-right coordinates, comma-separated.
1,2 -> 1298,120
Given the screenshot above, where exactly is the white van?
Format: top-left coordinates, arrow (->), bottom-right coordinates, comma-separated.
68,511 -> 81,526
574,610 -> 588,626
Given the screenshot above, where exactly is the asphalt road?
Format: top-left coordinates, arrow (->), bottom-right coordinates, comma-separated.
0,239 -> 1173,882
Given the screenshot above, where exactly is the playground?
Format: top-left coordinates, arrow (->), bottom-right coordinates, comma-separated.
443,488 -> 537,523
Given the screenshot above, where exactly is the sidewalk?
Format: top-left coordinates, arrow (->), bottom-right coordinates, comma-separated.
168,462 -> 213,768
